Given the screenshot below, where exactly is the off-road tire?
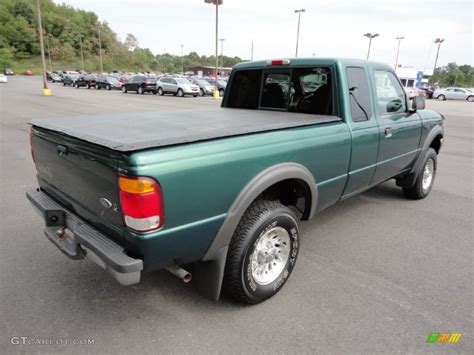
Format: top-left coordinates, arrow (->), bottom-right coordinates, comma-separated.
403,148 -> 437,199
222,200 -> 300,304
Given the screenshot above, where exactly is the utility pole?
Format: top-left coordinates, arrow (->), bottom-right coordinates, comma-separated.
35,0 -> 50,95
79,35 -> 85,72
251,41 -> 254,60
433,38 -> 445,74
97,23 -> 103,73
205,0 -> 222,95
294,9 -> 305,57
181,44 -> 184,74
46,33 -> 52,72
363,32 -> 379,60
219,38 -> 225,74
394,36 -> 404,72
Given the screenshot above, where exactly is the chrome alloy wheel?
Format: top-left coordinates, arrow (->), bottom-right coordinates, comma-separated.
250,226 -> 291,285
422,158 -> 434,192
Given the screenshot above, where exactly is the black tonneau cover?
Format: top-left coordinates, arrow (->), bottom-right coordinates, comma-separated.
30,108 -> 341,152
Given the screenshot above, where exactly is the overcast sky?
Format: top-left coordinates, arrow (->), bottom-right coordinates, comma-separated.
57,0 -> 472,69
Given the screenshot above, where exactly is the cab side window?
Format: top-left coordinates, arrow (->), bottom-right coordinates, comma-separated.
373,70 -> 406,114
346,67 -> 372,121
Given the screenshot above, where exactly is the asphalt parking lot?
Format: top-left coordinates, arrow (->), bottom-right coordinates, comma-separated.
0,76 -> 472,353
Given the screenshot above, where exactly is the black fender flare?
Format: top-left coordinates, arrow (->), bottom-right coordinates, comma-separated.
193,163 -> 318,300
204,162 -> 318,261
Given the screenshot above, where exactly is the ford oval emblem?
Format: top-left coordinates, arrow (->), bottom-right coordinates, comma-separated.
99,198 -> 113,209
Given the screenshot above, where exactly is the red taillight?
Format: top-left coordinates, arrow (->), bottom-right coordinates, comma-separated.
266,59 -> 290,66
29,129 -> 35,163
118,176 -> 163,232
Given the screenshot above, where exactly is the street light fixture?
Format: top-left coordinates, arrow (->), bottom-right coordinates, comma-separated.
294,9 -> 305,57
363,32 -> 379,60
35,0 -> 50,95
394,36 -> 404,72
219,38 -> 225,75
433,38 -> 445,73
205,0 -> 223,93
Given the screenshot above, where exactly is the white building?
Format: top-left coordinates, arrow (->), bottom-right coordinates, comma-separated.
395,67 -> 434,88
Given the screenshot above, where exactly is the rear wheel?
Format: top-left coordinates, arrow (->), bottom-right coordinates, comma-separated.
138,86 -> 144,94
222,200 -> 300,304
467,96 -> 474,102
177,88 -> 184,97
106,84 -> 111,90
158,87 -> 164,96
199,88 -> 204,96
122,86 -> 127,93
75,83 -> 79,89
219,89 -> 225,97
437,94 -> 445,101
63,82 -> 66,86
403,148 -> 437,199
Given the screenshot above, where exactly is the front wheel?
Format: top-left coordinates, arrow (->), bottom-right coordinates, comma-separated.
177,88 -> 184,97
121,86 -> 127,93
437,94 -> 445,101
223,200 -> 299,304
138,86 -> 144,94
467,96 -> 474,102
107,84 -> 111,90
219,89 -> 225,97
157,87 -> 164,96
403,148 -> 437,199
199,88 -> 204,96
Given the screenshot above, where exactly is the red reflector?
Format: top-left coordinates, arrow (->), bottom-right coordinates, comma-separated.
118,176 -> 163,232
266,59 -> 290,66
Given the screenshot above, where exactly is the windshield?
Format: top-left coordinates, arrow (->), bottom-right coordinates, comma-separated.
176,78 -> 191,84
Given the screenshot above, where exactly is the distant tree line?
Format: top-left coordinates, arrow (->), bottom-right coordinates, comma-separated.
0,0 -> 244,72
429,63 -> 474,88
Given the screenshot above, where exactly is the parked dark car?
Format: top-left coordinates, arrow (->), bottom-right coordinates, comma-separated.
46,71 -> 62,83
418,84 -> 436,99
96,75 -> 122,90
4,68 -> 14,75
121,75 -> 157,94
75,74 -> 97,89
205,78 -> 227,96
62,74 -> 80,87
189,77 -> 217,96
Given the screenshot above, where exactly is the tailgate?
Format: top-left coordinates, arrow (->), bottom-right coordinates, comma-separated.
31,126 -> 125,244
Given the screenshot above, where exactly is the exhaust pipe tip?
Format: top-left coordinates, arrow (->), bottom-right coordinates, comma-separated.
166,265 -> 192,283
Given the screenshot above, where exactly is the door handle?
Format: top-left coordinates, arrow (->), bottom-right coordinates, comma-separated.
384,127 -> 392,138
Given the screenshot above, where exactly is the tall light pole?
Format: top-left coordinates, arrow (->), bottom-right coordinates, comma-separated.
46,33 -> 52,72
79,35 -> 85,72
394,36 -> 404,72
363,32 -> 379,60
181,44 -> 184,74
35,0 -> 50,95
219,38 -> 225,75
433,38 -> 445,73
251,41 -> 254,60
294,9 -> 305,57
205,0 -> 222,92
97,23 -> 103,73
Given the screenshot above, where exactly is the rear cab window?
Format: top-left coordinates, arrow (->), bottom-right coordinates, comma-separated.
226,66 -> 333,115
345,67 -> 372,121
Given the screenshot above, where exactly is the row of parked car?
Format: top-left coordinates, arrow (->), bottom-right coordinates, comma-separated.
48,70 -> 228,97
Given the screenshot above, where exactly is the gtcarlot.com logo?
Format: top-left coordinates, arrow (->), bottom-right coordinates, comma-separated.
11,336 -> 94,346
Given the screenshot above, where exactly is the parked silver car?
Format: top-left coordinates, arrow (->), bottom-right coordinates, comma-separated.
156,77 -> 200,97
433,87 -> 474,102
189,78 -> 217,96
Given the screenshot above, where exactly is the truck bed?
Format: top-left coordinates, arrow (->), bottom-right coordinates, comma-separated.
30,108 -> 341,151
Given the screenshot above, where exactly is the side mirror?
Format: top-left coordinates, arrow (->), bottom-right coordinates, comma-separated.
409,95 -> 425,112
387,99 -> 403,113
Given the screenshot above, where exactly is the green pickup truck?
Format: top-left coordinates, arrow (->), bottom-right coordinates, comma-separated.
27,58 -> 444,304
